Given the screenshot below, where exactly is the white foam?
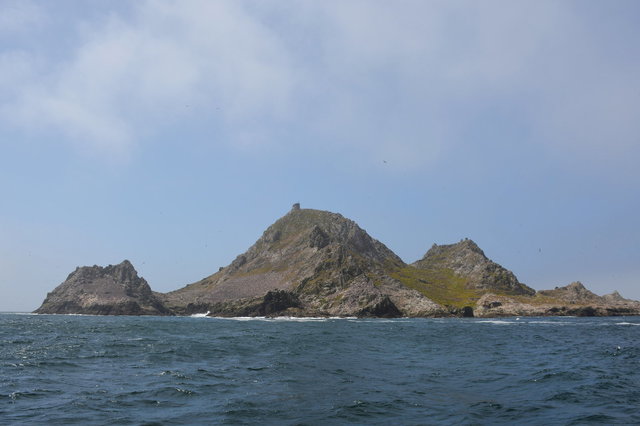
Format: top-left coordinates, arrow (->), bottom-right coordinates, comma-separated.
477,320 -> 516,325
212,316 -> 258,321
61,313 -> 100,317
269,316 -> 333,322
211,316 -> 357,322
190,311 -> 210,318
616,322 -> 640,326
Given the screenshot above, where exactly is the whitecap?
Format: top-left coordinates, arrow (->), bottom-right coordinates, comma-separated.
527,320 -> 575,325
190,311 -> 210,318
350,318 -> 401,323
268,316 -> 331,322
212,316 -> 359,322
477,320 -> 516,325
616,322 -> 640,326
213,316 -> 260,321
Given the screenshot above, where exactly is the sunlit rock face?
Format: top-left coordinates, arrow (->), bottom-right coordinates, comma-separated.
34,260 -> 171,315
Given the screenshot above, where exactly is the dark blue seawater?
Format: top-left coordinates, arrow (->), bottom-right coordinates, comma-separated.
1,314 -> 639,425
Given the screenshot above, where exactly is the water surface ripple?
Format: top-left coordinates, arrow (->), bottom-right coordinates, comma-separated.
1,314 -> 638,424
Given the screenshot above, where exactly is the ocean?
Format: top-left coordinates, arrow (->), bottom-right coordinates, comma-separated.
1,314 -> 638,425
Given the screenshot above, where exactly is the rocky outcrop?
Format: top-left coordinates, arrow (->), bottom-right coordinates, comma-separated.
474,282 -> 640,317
163,204 -> 445,317
537,281 -> 601,303
413,239 -> 535,296
34,260 -> 171,315
254,290 -> 301,316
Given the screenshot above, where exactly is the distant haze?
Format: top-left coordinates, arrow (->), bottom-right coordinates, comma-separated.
1,0 -> 639,311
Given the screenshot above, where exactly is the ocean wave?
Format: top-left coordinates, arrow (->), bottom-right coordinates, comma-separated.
526,320 -> 576,325
210,316 -> 357,322
477,320 -> 516,325
2,315 -> 639,424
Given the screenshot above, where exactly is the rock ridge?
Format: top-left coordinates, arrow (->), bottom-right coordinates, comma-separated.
33,205 -> 640,317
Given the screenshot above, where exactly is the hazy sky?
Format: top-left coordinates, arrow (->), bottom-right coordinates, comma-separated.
1,0 -> 639,311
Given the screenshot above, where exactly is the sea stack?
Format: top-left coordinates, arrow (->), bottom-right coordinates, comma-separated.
34,260 -> 171,315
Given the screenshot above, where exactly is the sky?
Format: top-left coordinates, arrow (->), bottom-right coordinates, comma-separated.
1,0 -> 639,311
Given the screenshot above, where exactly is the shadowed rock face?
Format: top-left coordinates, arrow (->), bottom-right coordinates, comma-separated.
34,260 -> 171,315
413,239 -> 535,296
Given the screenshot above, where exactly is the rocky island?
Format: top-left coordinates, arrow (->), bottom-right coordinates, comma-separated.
34,204 -> 640,317
34,260 -> 170,315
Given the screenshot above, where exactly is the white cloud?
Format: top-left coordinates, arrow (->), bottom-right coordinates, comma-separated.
0,0 -> 44,35
1,0 -> 295,156
1,0 -> 638,171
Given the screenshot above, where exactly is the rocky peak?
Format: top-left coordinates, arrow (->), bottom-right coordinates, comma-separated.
413,239 -> 535,296
67,260 -> 150,297
164,206 -> 410,315
250,207 -> 402,266
565,281 -> 598,301
538,281 -> 600,303
454,238 -> 485,255
414,239 -> 492,277
602,291 -> 627,303
566,281 -> 586,291
416,239 -> 486,268
69,259 -> 134,278
105,259 -> 137,282
34,260 -> 169,315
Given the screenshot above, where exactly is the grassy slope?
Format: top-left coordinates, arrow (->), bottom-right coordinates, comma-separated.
387,265 -> 483,308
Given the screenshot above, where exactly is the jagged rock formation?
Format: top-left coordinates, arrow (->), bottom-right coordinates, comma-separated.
602,291 -> 633,304
413,239 -> 535,296
163,204 -> 446,317
34,260 -> 171,315
537,281 -> 601,303
475,282 -> 640,317
33,205 -> 640,318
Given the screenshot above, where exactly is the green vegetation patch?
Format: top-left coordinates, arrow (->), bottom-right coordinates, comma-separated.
388,265 -> 482,308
